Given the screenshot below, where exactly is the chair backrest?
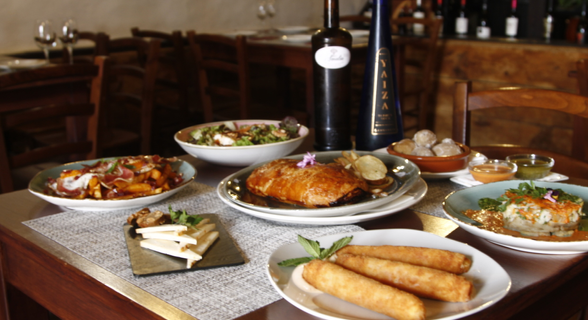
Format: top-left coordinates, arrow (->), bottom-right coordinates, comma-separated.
389,17 -> 442,131
572,59 -> 588,162
452,80 -> 588,178
186,30 -> 250,123
100,36 -> 161,155
130,28 -> 191,124
0,56 -> 109,193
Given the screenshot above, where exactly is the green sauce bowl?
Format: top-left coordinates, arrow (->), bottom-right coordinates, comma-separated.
506,154 -> 554,180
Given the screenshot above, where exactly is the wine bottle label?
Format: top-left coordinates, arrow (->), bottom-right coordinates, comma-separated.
506,17 -> 518,37
413,11 -> 425,35
476,26 -> 491,38
543,17 -> 553,38
314,46 -> 351,69
455,17 -> 468,34
368,48 -> 398,136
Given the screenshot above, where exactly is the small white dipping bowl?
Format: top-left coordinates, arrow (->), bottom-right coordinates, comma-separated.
175,119 -> 309,167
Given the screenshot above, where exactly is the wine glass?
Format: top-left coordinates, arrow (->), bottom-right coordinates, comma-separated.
34,20 -> 56,63
265,0 -> 276,33
60,19 -> 79,65
257,1 -> 267,32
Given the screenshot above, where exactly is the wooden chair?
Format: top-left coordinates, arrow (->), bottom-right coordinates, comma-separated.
186,31 -> 250,123
130,28 -> 192,125
0,56 -> 109,193
390,17 -> 442,132
99,36 -> 161,156
452,81 -> 588,179
571,59 -> 588,162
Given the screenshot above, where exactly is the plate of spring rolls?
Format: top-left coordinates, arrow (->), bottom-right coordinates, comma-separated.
267,229 -> 511,320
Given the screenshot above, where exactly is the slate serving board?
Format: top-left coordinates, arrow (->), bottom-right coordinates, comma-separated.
124,214 -> 245,276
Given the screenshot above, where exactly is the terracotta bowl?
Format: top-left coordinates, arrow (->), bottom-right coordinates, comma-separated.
386,142 -> 471,173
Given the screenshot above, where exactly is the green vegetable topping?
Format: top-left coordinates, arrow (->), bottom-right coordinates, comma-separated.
277,235 -> 353,267
169,205 -> 203,227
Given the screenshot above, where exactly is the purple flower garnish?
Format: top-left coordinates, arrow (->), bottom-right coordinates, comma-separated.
544,190 -> 557,203
297,152 -> 316,168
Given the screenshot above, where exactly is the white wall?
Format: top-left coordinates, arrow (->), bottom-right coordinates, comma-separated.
0,0 -> 365,55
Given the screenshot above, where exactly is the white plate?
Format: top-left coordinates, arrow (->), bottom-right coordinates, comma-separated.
267,229 -> 511,320
221,151 -> 421,217
281,34 -> 312,43
28,158 -> 196,211
277,26 -> 310,34
348,29 -> 369,37
449,172 -> 569,187
2,59 -> 47,70
218,178 -> 427,225
443,180 -> 588,254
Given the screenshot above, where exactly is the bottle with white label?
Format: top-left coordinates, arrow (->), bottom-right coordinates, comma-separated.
506,0 -> 519,38
355,0 -> 404,151
544,0 -> 554,40
476,0 -> 490,39
413,0 -> 425,36
311,0 -> 352,151
455,0 -> 468,36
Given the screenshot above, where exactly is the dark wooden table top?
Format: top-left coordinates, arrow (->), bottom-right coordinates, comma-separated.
0,136 -> 587,320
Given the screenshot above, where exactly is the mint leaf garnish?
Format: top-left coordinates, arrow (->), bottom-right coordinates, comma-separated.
277,235 -> 354,267
169,205 -> 203,227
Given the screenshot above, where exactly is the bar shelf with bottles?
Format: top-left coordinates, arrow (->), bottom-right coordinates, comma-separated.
388,0 -> 588,47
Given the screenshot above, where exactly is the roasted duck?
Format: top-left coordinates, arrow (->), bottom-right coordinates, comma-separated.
245,159 -> 369,208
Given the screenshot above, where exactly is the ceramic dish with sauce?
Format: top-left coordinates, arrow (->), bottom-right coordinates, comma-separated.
468,159 -> 517,183
506,154 -> 554,180
387,142 -> 470,173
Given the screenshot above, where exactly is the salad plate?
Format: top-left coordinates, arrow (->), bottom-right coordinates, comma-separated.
218,177 -> 427,225
221,151 -> 421,217
267,229 -> 511,320
443,181 -> 588,254
175,119 -> 308,167
28,158 -> 195,211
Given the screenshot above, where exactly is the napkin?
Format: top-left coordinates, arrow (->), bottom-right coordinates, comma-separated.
450,172 -> 569,187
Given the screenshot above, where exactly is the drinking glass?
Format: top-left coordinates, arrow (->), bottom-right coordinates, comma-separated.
34,20 -> 56,63
265,0 -> 276,32
60,19 -> 79,65
257,1 -> 267,32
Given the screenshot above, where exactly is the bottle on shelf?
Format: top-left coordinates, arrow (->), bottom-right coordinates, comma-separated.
543,0 -> 554,40
311,0 -> 353,151
505,0 -> 519,38
404,4 -> 414,35
413,0 -> 426,36
476,0 -> 490,39
355,0 -> 404,151
455,0 -> 468,36
578,0 -> 588,45
435,0 -> 444,36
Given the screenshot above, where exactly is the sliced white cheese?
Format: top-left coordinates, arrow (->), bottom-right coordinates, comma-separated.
140,231 -> 198,245
186,224 -> 216,240
190,231 -> 219,256
136,225 -> 188,234
140,239 -> 202,260
194,218 -> 210,228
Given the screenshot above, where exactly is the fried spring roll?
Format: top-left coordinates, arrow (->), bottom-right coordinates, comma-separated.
337,245 -> 472,274
336,254 -> 473,302
302,259 -> 425,320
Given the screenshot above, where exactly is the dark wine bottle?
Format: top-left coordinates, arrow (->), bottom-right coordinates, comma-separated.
312,0 -> 352,151
578,0 -> 588,45
435,0 -> 444,36
413,0 -> 426,36
455,0 -> 468,36
355,0 -> 404,151
544,0 -> 554,40
476,0 -> 490,39
505,0 -> 519,38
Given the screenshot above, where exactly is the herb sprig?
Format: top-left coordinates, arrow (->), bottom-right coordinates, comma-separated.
169,205 -> 203,227
277,235 -> 353,267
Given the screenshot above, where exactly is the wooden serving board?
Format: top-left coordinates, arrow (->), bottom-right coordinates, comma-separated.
123,214 -> 245,276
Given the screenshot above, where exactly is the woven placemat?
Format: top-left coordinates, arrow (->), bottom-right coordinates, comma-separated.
23,182 -> 363,320
409,180 -> 466,218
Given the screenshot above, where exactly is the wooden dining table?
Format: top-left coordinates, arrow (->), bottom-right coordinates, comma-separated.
1,132 -> 588,320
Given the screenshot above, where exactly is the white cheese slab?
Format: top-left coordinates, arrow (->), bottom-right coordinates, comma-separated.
136,224 -> 188,234
141,231 -> 198,245
140,239 -> 202,260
